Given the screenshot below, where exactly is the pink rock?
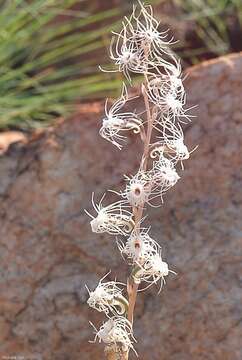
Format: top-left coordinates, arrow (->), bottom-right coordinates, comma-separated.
0,53 -> 242,359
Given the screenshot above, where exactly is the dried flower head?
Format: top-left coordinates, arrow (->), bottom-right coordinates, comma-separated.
147,76 -> 186,118
100,84 -> 143,149
132,253 -> 176,291
125,1 -> 176,61
118,229 -> 161,266
86,275 -> 128,316
155,117 -> 190,164
86,194 -> 134,235
152,155 -> 180,189
121,171 -> 153,207
108,26 -> 149,81
91,316 -> 137,355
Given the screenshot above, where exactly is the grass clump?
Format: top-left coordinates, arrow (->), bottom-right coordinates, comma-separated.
0,0 -> 121,129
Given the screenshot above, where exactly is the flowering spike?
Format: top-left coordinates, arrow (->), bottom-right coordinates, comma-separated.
86,1 -> 196,358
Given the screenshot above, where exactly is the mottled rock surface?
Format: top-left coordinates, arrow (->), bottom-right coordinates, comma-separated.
0,53 -> 242,360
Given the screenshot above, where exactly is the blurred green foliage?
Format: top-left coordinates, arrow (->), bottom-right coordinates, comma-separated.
0,0 -> 241,129
0,0 -> 121,129
173,0 -> 242,63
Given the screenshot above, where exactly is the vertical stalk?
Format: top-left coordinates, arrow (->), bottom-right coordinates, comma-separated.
105,43 -> 156,360
126,78 -> 154,327
105,347 -> 117,360
125,44 -> 155,360
105,345 -> 129,360
142,75 -> 154,171
96,3 -> 189,360
106,72 -> 155,360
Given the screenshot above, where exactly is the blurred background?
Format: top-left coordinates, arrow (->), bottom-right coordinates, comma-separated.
0,1 -> 242,360
0,0 -> 241,130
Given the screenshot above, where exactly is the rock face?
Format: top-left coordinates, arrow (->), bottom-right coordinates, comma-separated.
0,53 -> 242,360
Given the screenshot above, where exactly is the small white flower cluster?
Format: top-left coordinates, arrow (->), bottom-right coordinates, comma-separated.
105,1 -> 178,79
87,274 -> 136,354
99,1 -> 193,198
118,229 -> 175,291
100,84 -> 143,150
85,193 -> 134,235
117,156 -> 180,207
86,275 -> 128,316
90,316 -> 137,355
121,171 -> 153,207
118,229 -> 161,265
86,1 -> 195,356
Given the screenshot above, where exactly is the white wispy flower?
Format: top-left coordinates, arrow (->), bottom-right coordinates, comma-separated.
108,25 -> 149,81
126,1 -> 175,58
118,229 -> 161,265
148,69 -> 184,98
121,171 -> 153,207
104,1 -> 180,80
151,155 -> 180,190
155,116 -> 190,164
99,84 -> 143,149
121,2 -> 183,80
90,316 -> 137,355
146,73 -> 188,121
85,194 -> 134,235
132,253 -> 176,292
86,274 -> 128,316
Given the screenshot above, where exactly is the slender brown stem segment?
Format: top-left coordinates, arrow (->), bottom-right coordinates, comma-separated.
105,347 -> 117,360
125,44 -> 155,360
106,44 -> 155,360
127,277 -> 139,323
142,76 -> 154,171
105,345 -> 129,360
126,78 -> 154,327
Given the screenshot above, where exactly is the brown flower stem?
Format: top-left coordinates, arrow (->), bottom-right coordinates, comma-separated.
126,63 -> 155,347
105,347 -> 117,360
105,345 -> 129,360
132,79 -> 155,230
106,43 -> 155,360
142,77 -> 154,171
127,277 -> 139,324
